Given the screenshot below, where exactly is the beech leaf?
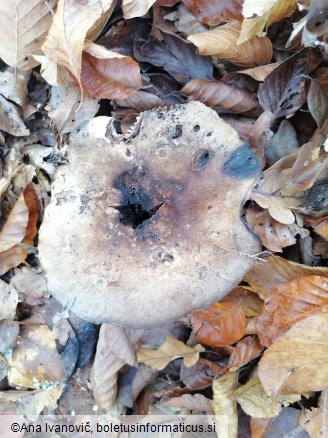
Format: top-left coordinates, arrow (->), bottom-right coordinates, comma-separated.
181,0 -> 243,26
188,21 -> 272,67
0,0 -> 58,70
137,336 -> 204,370
122,0 -> 156,19
258,312 -> 328,398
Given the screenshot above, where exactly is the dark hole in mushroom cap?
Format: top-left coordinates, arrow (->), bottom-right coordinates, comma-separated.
192,148 -> 214,171
111,169 -> 164,229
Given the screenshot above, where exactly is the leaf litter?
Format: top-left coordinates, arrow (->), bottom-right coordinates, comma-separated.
0,0 -> 327,436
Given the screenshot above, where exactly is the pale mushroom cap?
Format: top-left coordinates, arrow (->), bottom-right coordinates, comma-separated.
38,102 -> 262,328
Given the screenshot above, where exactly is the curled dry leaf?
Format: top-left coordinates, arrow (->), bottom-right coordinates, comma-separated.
41,0 -> 103,86
188,21 -> 272,67
0,183 -> 39,276
310,217 -> 328,240
244,255 -> 328,299
264,119 -> 298,166
181,79 -> 261,116
238,0 -> 297,44
258,312 -> 328,398
122,0 -> 156,18
228,336 -> 264,369
0,190 -> 29,253
182,0 -> 243,26
137,335 -> 204,371
246,204 -> 309,252
81,41 -> 142,99
222,286 -> 263,317
0,71 -> 28,106
8,324 -> 65,389
258,47 -> 320,118
48,81 -> 100,134
161,393 -> 213,413
175,4 -> 207,36
256,275 -> 328,347
212,370 -> 238,438
191,302 -> 246,347
250,192 -> 299,225
91,324 -> 135,412
0,280 -> 18,320
0,0 -> 58,70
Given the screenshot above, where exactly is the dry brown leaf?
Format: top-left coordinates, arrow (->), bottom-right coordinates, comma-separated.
308,80 -> 328,128
0,95 -> 29,136
212,370 -> 239,438
244,256 -> 328,299
81,41 -> 142,99
223,286 -> 263,317
311,217 -> 328,240
0,190 -> 29,253
181,0 -> 243,26
175,4 -> 207,36
250,417 -> 273,438
90,324 -> 135,412
137,335 -> 204,370
0,280 -> 18,320
228,336 -> 264,369
181,79 -> 261,116
299,389 -> 328,437
8,324 -> 65,389
188,21 -> 272,67
191,302 -> 246,347
250,192 -> 298,225
180,358 -> 223,389
41,0 -> 103,86
246,204 -> 309,252
256,275 -> 328,347
238,0 -> 297,44
122,0 -> 156,18
258,312 -> 328,398
0,0 -> 58,70
47,81 -> 100,134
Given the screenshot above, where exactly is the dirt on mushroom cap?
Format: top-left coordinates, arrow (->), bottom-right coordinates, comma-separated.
38,102 -> 262,329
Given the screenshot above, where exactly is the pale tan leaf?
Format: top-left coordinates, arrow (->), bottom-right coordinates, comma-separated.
41,0 -> 103,86
238,0 -> 297,44
0,280 -> 18,320
236,371 -> 282,418
11,267 -> 48,300
8,325 -> 65,389
90,324 -> 135,412
246,204 -> 309,252
0,385 -> 62,415
122,0 -> 156,19
258,312 -> 328,398
161,393 -> 214,413
137,335 -> 204,371
212,370 -> 239,438
0,0 -> 58,70
188,21 -> 272,67
0,190 -> 29,253
47,81 -> 99,134
0,246 -> 28,277
0,95 -> 29,136
0,71 -> 27,106
250,192 -> 299,225
299,389 -> 328,437
86,0 -> 117,40
237,63 -> 280,81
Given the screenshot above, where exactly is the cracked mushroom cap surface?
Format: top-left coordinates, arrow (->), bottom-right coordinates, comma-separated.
39,102 -> 262,328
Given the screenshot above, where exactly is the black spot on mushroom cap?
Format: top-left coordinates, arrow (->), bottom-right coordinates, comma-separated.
192,148 -> 214,172
223,144 -> 261,179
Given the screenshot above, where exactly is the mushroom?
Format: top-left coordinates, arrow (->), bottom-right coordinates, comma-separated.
38,102 -> 262,328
